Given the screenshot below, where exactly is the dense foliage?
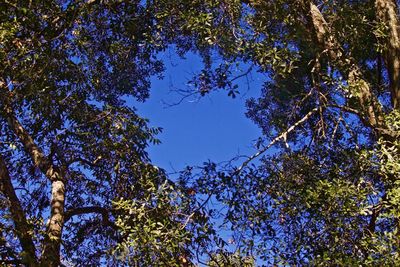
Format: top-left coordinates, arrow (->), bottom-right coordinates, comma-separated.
1,0 -> 399,266
0,1 -> 214,266
175,0 -> 400,265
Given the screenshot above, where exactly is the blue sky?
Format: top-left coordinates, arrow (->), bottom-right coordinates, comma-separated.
133,51 -> 263,173
132,51 -> 266,265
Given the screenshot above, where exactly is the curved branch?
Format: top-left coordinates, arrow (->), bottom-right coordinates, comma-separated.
64,206 -> 110,222
64,206 -> 118,230
66,157 -> 101,168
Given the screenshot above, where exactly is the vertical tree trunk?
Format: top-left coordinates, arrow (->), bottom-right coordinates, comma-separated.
1,88 -> 66,266
40,179 -> 65,267
375,0 -> 400,110
307,2 -> 395,139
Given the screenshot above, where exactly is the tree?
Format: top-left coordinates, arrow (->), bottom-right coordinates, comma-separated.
2,0 -> 400,266
164,0 -> 400,265
0,1 -> 218,266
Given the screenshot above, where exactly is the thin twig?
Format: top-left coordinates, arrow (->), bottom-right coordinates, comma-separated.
235,108 -> 319,174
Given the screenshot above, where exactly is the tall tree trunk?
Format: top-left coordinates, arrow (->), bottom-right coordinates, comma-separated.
306,0 -> 400,249
0,87 -> 65,266
40,179 -> 65,266
0,154 -> 38,266
376,0 -> 400,110
307,1 -> 399,141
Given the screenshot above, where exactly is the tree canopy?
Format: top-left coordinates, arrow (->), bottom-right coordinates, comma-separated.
179,0 -> 400,265
0,0 -> 400,266
0,1 -> 210,265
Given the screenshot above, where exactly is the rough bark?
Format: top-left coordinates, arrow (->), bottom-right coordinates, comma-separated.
40,180 -> 65,267
307,0 -> 400,249
375,0 -> 400,110
308,2 -> 398,141
0,154 -> 38,266
0,87 -> 65,266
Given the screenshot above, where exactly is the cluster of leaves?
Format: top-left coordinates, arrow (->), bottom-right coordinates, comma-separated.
1,0 -> 400,265
0,0 -> 220,265
112,168 -> 214,266
207,251 -> 255,267
175,0 -> 400,265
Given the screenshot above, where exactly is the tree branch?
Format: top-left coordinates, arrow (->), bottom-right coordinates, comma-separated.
236,108 -> 319,174
64,206 -> 110,222
0,88 -> 55,181
307,1 -> 397,141
64,206 -> 119,230
0,154 -> 38,266
66,157 -> 101,168
0,83 -> 65,266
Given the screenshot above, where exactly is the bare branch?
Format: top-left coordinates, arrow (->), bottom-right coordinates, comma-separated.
65,206 -> 111,222
66,157 -> 101,168
236,108 -> 319,174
